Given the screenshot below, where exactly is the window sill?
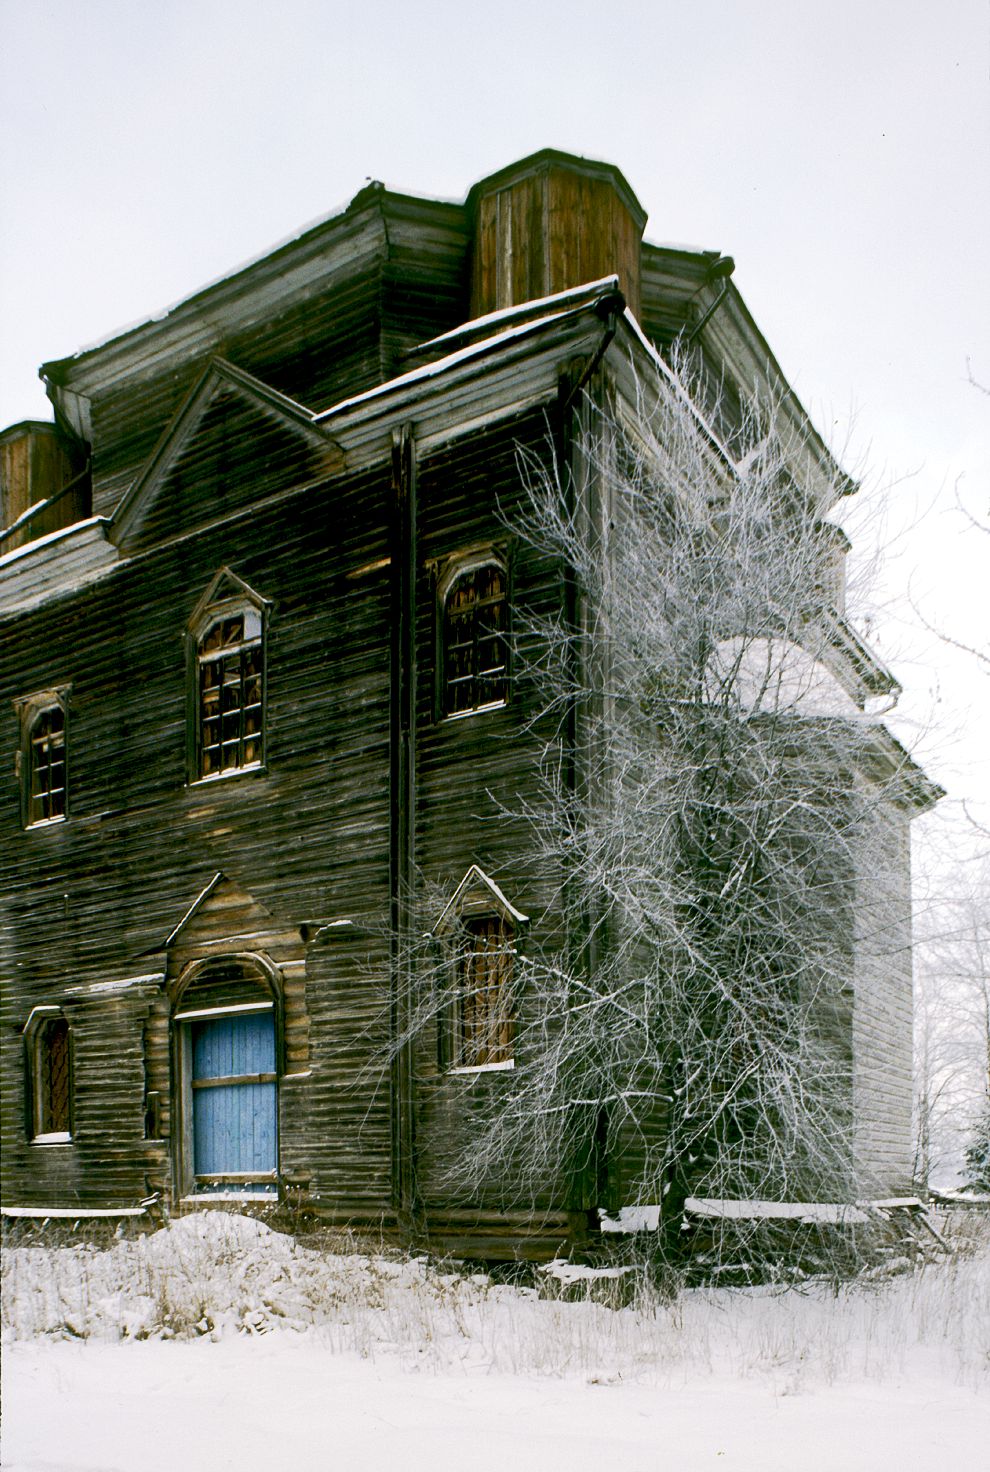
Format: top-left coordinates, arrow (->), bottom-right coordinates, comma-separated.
448,1059 -> 515,1076
189,762 -> 266,788
442,699 -> 508,723
181,1189 -> 277,1203
30,1131 -> 72,1145
25,816 -> 67,830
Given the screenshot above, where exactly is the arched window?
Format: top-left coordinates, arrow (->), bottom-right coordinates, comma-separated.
15,689 -> 69,827
196,610 -> 264,777
29,705 -> 67,823
440,560 -> 508,716
187,570 -> 269,781
24,1007 -> 72,1141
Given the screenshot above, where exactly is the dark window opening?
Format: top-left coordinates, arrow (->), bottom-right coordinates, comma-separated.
442,563 -> 508,716
34,1016 -> 71,1136
29,705 -> 66,824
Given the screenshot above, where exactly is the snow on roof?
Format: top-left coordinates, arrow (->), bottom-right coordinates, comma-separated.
643,237 -> 713,256
617,307 -> 735,467
599,1205 -> 663,1234
417,275 -> 621,350
316,301 -> 604,425
73,974 -> 163,996
0,515 -> 109,571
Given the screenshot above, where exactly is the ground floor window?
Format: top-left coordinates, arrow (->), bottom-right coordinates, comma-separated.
432,865 -> 528,1073
455,915 -> 516,1068
24,1007 -> 72,1142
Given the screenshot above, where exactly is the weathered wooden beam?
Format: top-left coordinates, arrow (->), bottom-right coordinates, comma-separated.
389,423 -> 418,1228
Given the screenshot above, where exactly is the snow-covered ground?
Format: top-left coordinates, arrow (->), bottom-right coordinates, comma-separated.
3,1211 -> 988,1470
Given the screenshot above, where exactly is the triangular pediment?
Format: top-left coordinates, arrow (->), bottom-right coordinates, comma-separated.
186,566 -> 271,635
164,871 -> 279,954
110,359 -> 344,552
433,865 -> 529,936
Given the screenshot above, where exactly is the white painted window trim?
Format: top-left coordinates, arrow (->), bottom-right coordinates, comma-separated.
447,1059 -> 515,1076
173,1000 -> 274,1022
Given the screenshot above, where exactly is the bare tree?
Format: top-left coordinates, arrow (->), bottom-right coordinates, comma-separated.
404,360 -> 924,1254
913,857 -> 990,1192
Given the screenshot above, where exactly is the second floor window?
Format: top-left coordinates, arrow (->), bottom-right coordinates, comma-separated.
441,560 -> 508,716
28,704 -> 67,824
189,569 -> 270,783
16,689 -> 70,828
197,609 -> 264,778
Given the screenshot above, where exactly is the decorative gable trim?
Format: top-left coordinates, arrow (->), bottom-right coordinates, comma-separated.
433,865 -> 529,936
109,357 -> 344,548
186,566 -> 272,637
164,872 -> 226,950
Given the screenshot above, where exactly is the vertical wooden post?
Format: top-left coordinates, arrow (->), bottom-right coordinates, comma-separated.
390,423 -> 418,1232
558,361 -> 616,1239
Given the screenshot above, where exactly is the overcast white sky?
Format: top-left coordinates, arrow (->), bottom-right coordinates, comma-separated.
2,0 -> 987,860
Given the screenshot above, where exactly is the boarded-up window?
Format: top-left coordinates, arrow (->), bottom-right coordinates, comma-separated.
190,1012 -> 277,1189
455,915 -> 515,1068
197,610 -> 264,778
28,705 -> 66,824
442,562 -> 508,716
173,956 -> 280,1196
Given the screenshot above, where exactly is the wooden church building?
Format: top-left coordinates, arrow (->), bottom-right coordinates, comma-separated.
0,151 -> 938,1254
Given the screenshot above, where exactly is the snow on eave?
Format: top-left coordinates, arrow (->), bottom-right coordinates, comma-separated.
642,237 -> 856,506
162,872 -> 225,950
315,301 -> 610,426
433,864 -> 529,935
858,724 -> 945,812
72,973 -> 164,997
1,497 -> 56,541
820,607 -> 900,705
0,515 -> 110,571
40,188 -> 383,382
642,237 -> 714,257
41,181 -> 466,389
615,308 -> 737,471
708,283 -> 857,503
412,276 -> 621,353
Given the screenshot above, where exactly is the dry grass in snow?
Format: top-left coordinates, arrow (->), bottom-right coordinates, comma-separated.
4,1212 -> 989,1471
3,1209 -> 989,1391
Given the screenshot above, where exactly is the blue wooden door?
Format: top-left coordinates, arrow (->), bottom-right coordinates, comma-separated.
191,1012 -> 277,1183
